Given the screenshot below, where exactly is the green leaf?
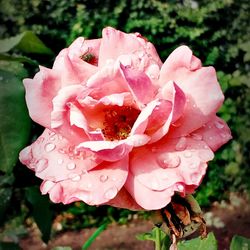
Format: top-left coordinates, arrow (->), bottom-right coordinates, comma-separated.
0,61 -> 28,79
178,232 -> 218,250
82,223 -> 108,250
230,235 -> 250,250
0,242 -> 21,250
25,186 -> 53,243
0,188 -> 12,225
0,69 -> 31,173
0,54 -> 38,66
0,31 -> 53,55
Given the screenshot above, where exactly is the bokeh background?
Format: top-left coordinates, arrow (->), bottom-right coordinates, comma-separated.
0,0 -> 249,249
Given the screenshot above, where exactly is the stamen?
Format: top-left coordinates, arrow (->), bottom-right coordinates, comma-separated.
102,106 -> 140,141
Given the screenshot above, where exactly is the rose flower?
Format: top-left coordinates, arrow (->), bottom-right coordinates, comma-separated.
19,27 -> 231,210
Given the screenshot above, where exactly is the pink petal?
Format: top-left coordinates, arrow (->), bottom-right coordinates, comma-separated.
131,99 -> 160,135
159,46 -> 224,137
86,60 -> 128,99
125,173 -> 175,210
41,156 -> 129,206
68,37 -> 101,66
125,136 -> 214,209
53,48 -> 97,85
191,116 -> 232,151
23,66 -> 59,128
120,63 -> 156,104
77,134 -> 150,162
105,188 -> 143,210
19,129 -> 100,182
150,82 -> 186,143
99,27 -> 162,68
51,85 -> 89,144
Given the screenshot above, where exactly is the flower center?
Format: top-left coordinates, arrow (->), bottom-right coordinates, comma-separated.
102,106 -> 140,141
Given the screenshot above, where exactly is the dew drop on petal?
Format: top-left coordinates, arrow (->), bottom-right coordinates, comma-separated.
100,175 -> 108,183
175,137 -> 187,151
67,162 -> 76,170
214,120 -> 224,129
71,174 -> 81,182
36,159 -> 48,173
184,151 -> 192,158
157,153 -> 181,169
191,173 -> 199,183
57,159 -> 63,165
189,162 -> 199,169
104,187 -> 118,199
176,184 -> 184,192
191,133 -> 202,140
45,143 -> 56,152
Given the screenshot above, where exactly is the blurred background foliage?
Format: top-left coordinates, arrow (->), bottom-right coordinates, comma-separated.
0,0 -> 249,246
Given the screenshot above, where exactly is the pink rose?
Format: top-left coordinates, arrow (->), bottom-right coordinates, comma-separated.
19,27 -> 231,210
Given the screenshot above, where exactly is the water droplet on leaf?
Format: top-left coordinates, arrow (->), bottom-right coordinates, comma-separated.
100,175 -> 108,182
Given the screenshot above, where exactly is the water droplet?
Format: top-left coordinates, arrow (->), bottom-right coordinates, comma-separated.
208,125 -> 212,129
71,174 -> 81,181
100,175 -> 108,182
172,121 -> 181,127
57,159 -> 63,165
58,135 -> 63,140
214,120 -> 224,129
36,159 -> 48,173
104,187 -> 118,199
157,153 -> 181,169
58,148 -> 66,154
184,151 -> 192,158
192,104 -> 196,108
151,146 -> 158,153
176,184 -> 184,192
0,76 -> 3,81
50,135 -> 56,141
189,162 -> 199,169
191,133 -> 202,140
175,137 -> 187,151
45,143 -> 56,152
191,173 -> 199,183
220,133 -> 227,138
209,136 -> 213,140
37,137 -> 45,143
67,162 -> 76,170
204,145 -> 209,149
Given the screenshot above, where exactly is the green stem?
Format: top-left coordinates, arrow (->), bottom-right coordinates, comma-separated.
155,226 -> 161,250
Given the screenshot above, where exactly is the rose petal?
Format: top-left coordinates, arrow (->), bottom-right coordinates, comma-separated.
23,66 -> 59,128
19,129 -> 100,182
160,46 -> 224,137
191,116 -> 232,151
120,63 -> 156,104
53,48 -> 97,85
125,173 -> 175,210
130,137 -> 213,192
105,188 -> 143,210
77,134 -> 150,162
150,81 -> 186,143
99,27 -> 162,68
42,156 -> 129,206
